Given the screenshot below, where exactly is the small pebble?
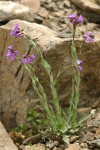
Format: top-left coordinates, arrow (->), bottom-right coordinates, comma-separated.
70,135 -> 79,143
80,143 -> 88,148
46,141 -> 59,149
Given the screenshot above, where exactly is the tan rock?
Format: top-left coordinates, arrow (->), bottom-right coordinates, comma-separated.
53,10 -> 64,17
64,0 -> 71,8
81,148 -> 89,150
95,127 -> 100,139
87,111 -> 100,127
37,7 -> 49,18
0,121 -> 18,150
82,132 -> 95,142
90,139 -> 100,148
96,0 -> 100,5
24,144 -> 45,150
0,1 -> 34,22
20,0 -> 40,13
70,135 -> 79,143
71,0 -> 100,14
0,19 -> 100,130
65,143 -> 81,150
80,143 -> 88,148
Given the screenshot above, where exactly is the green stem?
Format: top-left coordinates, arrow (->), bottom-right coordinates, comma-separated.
17,57 -> 57,131
28,39 -> 63,128
68,26 -> 81,127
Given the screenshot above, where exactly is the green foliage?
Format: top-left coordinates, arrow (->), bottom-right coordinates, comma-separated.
27,109 -> 47,130
13,125 -> 28,133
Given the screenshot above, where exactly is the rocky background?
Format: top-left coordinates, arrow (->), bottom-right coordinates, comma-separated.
0,0 -> 100,130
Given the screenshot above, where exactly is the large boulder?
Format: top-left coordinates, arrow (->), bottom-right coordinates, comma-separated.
0,20 -> 100,130
70,0 -> 100,22
0,1 -> 34,22
71,0 -> 100,14
20,0 -> 40,13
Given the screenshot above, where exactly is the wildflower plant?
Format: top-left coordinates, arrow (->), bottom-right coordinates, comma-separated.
6,14 -> 94,141
67,14 -> 83,128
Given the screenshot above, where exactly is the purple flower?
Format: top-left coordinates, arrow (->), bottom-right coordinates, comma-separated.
21,54 -> 35,64
6,45 -> 18,61
68,13 -> 83,25
77,59 -> 83,71
11,24 -> 24,37
84,32 -> 94,43
77,15 -> 83,24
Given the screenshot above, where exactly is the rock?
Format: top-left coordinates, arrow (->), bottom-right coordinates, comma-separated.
95,127 -> 100,139
53,147 -> 58,150
96,0 -> 100,5
43,18 -> 52,28
89,139 -> 100,148
70,135 -> 79,143
0,121 -> 18,150
81,148 -> 89,150
0,19 -> 100,130
45,2 -> 56,11
70,0 -> 100,22
71,0 -> 100,14
33,14 -> 44,24
77,23 -> 100,33
52,10 -> 64,17
82,132 -> 95,142
56,29 -> 72,38
57,1 -> 64,10
87,111 -> 100,127
80,143 -> 88,148
37,7 -> 49,18
24,144 -> 46,150
0,1 -> 34,22
65,143 -> 81,150
0,0 -> 20,2
46,141 -> 59,149
20,0 -> 40,13
64,0 -> 71,8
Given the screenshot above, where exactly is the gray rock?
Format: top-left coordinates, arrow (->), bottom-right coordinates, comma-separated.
90,139 -> 100,148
